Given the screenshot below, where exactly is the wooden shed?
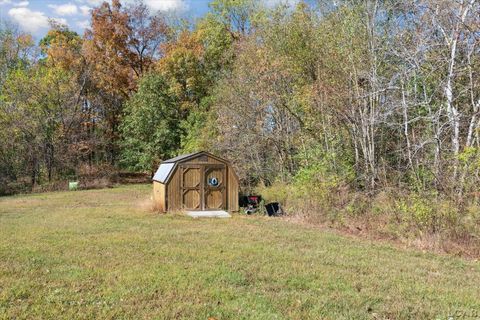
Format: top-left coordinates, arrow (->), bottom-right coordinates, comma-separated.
152,151 -> 239,212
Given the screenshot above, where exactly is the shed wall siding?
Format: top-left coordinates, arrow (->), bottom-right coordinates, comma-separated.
153,181 -> 166,212
228,168 -> 239,212
188,156 -> 223,164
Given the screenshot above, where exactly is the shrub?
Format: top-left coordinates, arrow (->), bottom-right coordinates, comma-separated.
256,180 -> 480,257
255,180 -> 291,204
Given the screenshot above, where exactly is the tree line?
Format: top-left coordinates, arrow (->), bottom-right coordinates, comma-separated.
0,0 -> 479,202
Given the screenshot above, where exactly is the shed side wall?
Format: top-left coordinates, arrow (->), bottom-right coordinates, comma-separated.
153,181 -> 166,212
228,167 -> 239,212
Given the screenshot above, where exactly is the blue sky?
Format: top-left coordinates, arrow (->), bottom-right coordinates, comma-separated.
0,0 -> 214,38
0,0 -> 301,40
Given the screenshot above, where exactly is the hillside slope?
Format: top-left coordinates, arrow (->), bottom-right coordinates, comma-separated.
0,185 -> 479,319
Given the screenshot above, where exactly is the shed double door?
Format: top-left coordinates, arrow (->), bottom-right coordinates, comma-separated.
180,164 -> 226,211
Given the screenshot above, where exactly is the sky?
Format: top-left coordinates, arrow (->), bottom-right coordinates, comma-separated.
0,0 -> 301,40
0,0 -> 213,38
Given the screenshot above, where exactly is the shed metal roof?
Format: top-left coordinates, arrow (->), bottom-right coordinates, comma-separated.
152,163 -> 175,183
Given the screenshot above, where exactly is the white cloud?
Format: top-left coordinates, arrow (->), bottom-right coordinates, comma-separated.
8,7 -> 67,33
264,0 -> 300,7
144,0 -> 188,12
48,3 -> 78,16
13,1 -> 28,6
1,0 -> 29,6
76,19 -> 89,29
8,7 -> 50,32
85,0 -> 104,5
73,0 -> 186,12
79,5 -> 91,15
52,17 -> 68,25
74,0 -> 111,6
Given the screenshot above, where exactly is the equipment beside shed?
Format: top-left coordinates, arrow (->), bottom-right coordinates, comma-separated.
152,151 -> 239,212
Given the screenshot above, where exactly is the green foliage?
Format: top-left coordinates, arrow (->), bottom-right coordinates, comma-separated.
179,109 -> 208,153
208,0 -> 256,36
255,181 -> 291,204
1,64 -> 81,189
179,95 -> 221,154
256,143 -> 354,220
38,26 -> 80,56
458,147 -> 480,191
0,21 -> 34,84
394,193 -> 460,234
119,73 -> 180,172
196,13 -> 235,75
261,2 -> 318,81
158,31 -> 209,113
396,195 -> 436,232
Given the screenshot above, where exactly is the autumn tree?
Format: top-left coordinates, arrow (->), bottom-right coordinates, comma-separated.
157,30 -> 208,115
84,0 -> 169,96
1,0 -> 479,208
83,0 -> 169,164
0,22 -> 36,192
0,21 -> 35,87
1,64 -> 85,186
155,0 -> 262,154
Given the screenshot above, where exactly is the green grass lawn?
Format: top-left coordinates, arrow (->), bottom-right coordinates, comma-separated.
0,185 -> 479,319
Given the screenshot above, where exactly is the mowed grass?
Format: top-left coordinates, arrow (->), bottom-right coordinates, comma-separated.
0,185 -> 479,319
